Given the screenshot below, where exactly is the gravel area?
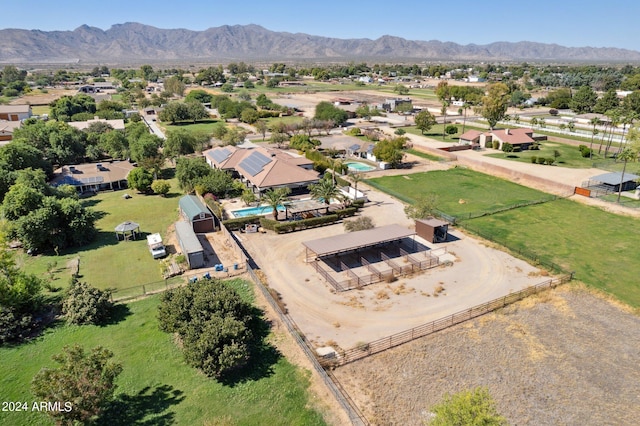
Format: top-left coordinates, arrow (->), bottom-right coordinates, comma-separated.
333,286 -> 640,425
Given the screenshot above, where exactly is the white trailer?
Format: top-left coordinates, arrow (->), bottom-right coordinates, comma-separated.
146,233 -> 167,259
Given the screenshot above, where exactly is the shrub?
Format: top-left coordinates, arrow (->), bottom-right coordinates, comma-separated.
537,157 -> 547,164
31,345 -> 122,426
334,207 -> 358,219
62,277 -> 113,325
549,109 -> 559,116
344,216 -> 374,232
492,140 -> 500,150
222,216 -> 261,231
530,156 -> 537,164
394,128 -> 406,135
151,180 -> 171,197
485,140 -> 493,148
158,278 -> 255,378
272,214 -> 339,233
545,158 -> 555,165
345,127 -> 362,136
579,145 -> 592,158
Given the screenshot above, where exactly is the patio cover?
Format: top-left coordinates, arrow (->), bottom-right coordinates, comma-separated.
302,224 -> 415,258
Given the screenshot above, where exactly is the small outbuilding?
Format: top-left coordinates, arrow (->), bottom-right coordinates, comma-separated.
588,172 -> 640,192
175,221 -> 205,269
179,195 -> 215,233
415,218 -> 448,243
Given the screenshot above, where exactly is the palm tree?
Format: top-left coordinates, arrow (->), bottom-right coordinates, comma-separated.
309,179 -> 339,214
604,109 -> 621,158
616,147 -> 638,203
262,187 -> 291,221
589,117 -> 600,160
350,172 -> 363,200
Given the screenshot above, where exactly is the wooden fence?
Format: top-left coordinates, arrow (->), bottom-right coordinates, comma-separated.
320,273 -> 574,367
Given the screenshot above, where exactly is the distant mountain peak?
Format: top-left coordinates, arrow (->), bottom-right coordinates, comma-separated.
1,22 -> 639,64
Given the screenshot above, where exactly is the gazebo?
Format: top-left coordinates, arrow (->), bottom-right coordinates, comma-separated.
115,221 -> 140,241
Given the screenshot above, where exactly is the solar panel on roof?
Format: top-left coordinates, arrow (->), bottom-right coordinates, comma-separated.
79,176 -> 104,184
239,151 -> 272,176
210,147 -> 231,163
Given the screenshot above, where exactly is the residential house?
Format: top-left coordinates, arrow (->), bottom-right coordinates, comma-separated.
0,104 -> 32,121
0,120 -> 22,143
49,161 -> 135,193
203,146 -> 319,196
67,117 -> 126,131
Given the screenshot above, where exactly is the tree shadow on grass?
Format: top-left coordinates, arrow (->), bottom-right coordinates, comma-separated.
98,384 -> 185,426
99,303 -> 132,327
217,307 -> 282,387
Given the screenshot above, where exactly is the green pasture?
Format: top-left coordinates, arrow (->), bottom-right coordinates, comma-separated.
19,182 -> 181,291
366,168 -> 555,218
404,148 -> 448,162
464,199 -> 640,308
0,283 -> 326,426
402,123 -> 476,143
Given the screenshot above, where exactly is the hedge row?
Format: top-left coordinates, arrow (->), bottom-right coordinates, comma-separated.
260,214 -> 339,234
333,207 -> 358,218
221,215 -> 262,231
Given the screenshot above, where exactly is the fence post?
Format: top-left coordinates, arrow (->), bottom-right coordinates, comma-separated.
142,285 -> 146,295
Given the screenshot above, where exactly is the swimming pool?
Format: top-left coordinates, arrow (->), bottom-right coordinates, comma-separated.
230,204 -> 285,218
345,161 -> 376,172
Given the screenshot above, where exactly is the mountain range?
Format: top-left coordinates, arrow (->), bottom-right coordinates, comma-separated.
1,22 -> 639,64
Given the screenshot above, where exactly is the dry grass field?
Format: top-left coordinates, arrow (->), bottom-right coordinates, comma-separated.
333,285 -> 640,425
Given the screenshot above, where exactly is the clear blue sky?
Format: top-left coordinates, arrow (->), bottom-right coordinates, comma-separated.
3,0 -> 639,51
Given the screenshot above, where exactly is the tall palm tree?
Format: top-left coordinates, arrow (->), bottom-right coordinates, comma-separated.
262,187 -> 291,221
309,179 -> 339,214
350,172 -> 363,200
616,147 -> 638,203
589,117 -> 600,160
604,109 -> 621,158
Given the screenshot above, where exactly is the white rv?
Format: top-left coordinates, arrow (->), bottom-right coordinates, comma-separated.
146,233 -> 167,259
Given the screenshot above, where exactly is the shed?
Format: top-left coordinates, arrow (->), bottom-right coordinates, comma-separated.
415,218 -> 448,243
175,221 -> 205,269
589,172 -> 640,192
179,195 -> 215,233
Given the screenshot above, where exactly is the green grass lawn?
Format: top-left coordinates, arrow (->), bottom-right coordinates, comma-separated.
464,199 -> 640,308
366,168 -> 555,218
402,123 -> 474,143
31,105 -> 50,116
19,183 -> 181,291
484,140 -> 606,168
162,118 -> 220,135
0,281 -> 326,426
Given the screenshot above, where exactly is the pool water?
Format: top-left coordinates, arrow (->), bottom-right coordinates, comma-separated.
345,161 -> 376,172
230,204 -> 285,218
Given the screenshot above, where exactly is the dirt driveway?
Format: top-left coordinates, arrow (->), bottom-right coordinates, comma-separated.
237,184 -> 552,351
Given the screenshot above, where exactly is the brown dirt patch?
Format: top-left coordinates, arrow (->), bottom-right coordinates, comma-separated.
333,284 -> 640,425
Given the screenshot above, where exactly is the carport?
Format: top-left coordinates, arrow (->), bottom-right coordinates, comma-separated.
302,224 -> 415,262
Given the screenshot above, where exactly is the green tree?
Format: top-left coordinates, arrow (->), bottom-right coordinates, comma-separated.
129,133 -> 162,163
50,94 -> 96,121
31,345 -> 123,425
98,130 -> 129,159
415,110 -> 438,135
151,179 -> 171,197
241,188 -> 257,206
164,129 -> 196,161
445,124 -> 458,138
158,101 -> 189,124
157,278 -> 255,378
314,101 -> 348,126
372,137 -> 406,168
195,169 -> 235,198
186,100 -> 209,123
429,387 -> 506,426
262,187 -> 291,220
404,194 -> 439,220
480,83 -> 510,129
309,179 -> 338,214
185,89 -> 213,104
127,167 -> 153,193
163,75 -> 186,96
175,157 -> 212,193
254,120 -> 268,141
393,84 -> 409,95
240,108 -> 259,124
436,81 -> 451,137
595,89 -> 620,114
221,83 -> 234,93
62,277 -> 113,325
570,85 -> 597,114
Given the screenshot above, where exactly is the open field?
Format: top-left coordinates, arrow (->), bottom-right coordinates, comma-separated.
334,285 -> 640,425
162,118 -> 221,135
18,183 -> 181,291
464,198 -> 640,308
485,140 -> 609,168
366,168 -> 556,218
0,281 -> 326,426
